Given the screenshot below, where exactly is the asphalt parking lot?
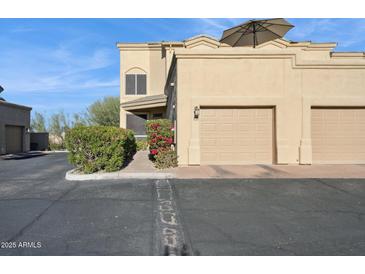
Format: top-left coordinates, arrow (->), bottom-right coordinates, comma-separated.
0,153 -> 364,255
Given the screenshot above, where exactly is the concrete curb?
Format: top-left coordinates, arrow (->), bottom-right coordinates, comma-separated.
65,168 -> 175,181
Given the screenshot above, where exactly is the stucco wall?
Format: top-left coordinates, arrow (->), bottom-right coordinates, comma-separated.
0,101 -> 31,154
174,48 -> 365,166
117,37 -> 365,166
119,48 -> 150,128
118,44 -> 177,128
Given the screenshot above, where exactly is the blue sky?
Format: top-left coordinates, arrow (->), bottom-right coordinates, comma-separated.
0,18 -> 365,119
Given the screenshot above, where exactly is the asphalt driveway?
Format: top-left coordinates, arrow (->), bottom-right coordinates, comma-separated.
0,153 -> 155,255
0,153 -> 365,255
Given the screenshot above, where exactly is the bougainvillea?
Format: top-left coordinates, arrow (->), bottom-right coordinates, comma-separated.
145,119 -> 175,161
145,119 -> 178,168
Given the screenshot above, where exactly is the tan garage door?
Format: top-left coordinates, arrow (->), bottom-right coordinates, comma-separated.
200,107 -> 274,165
5,125 -> 23,154
311,108 -> 365,164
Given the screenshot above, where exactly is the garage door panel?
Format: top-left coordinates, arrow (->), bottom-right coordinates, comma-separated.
221,123 -> 234,131
201,123 -> 217,131
357,116 -> 365,122
200,107 -> 274,165
201,109 -> 216,116
256,152 -> 272,160
217,138 -> 234,146
255,130 -> 271,137
237,126 -> 255,133
5,125 -> 23,154
201,152 -> 217,163
235,135 -> 256,142
237,109 -> 253,116
311,108 -> 365,163
200,139 -> 217,146
233,152 -> 254,161
219,152 -> 235,161
255,139 -> 272,147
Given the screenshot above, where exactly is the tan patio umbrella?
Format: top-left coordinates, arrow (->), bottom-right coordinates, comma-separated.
220,18 -> 294,48
0,85 -> 4,101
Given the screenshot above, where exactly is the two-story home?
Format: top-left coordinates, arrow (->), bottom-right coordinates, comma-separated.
117,34 -> 365,167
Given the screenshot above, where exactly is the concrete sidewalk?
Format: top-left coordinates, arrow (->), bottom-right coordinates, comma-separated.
171,164 -> 365,179
66,150 -> 365,180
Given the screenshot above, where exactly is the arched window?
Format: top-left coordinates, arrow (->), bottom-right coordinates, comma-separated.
125,68 -> 147,95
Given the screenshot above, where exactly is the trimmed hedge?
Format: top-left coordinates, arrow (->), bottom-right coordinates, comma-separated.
65,126 -> 136,174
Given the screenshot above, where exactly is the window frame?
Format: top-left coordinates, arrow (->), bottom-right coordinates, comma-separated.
125,73 -> 147,95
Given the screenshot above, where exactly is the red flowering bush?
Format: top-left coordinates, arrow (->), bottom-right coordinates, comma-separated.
146,119 -> 177,168
146,119 -> 174,154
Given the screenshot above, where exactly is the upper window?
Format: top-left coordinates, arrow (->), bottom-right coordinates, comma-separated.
126,74 -> 146,95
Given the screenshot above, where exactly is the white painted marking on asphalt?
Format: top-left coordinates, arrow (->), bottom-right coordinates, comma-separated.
162,227 -> 178,248
155,179 -> 182,255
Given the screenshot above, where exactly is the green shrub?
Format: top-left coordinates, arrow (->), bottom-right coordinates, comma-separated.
49,142 -> 65,151
65,126 -> 136,174
154,148 -> 178,169
136,139 -> 148,151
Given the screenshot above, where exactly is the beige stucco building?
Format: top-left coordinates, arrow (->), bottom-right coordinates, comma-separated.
0,100 -> 32,154
117,35 -> 365,166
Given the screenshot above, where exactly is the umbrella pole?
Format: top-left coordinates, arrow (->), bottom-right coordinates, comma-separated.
253,23 -> 256,48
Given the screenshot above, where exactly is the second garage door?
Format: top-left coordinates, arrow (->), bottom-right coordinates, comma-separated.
200,107 -> 274,165
312,107 -> 365,164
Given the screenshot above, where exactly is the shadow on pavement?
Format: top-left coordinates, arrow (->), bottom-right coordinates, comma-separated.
1,151 -> 47,160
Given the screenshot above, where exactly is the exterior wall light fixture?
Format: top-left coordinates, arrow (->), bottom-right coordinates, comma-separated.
194,106 -> 200,119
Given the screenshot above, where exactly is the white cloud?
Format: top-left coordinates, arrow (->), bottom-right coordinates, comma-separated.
287,19 -> 332,39
190,18 -> 245,39
77,78 -> 119,89
286,19 -> 365,50
199,18 -> 229,31
0,42 -> 117,93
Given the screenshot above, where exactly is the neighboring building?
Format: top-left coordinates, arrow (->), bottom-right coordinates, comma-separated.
49,132 -> 65,145
117,35 -> 365,166
0,100 -> 32,154
30,132 -> 49,151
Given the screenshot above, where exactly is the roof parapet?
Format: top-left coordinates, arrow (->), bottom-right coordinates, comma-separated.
0,100 -> 32,111
117,35 -> 363,56
117,41 -> 183,51
331,52 -> 365,59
